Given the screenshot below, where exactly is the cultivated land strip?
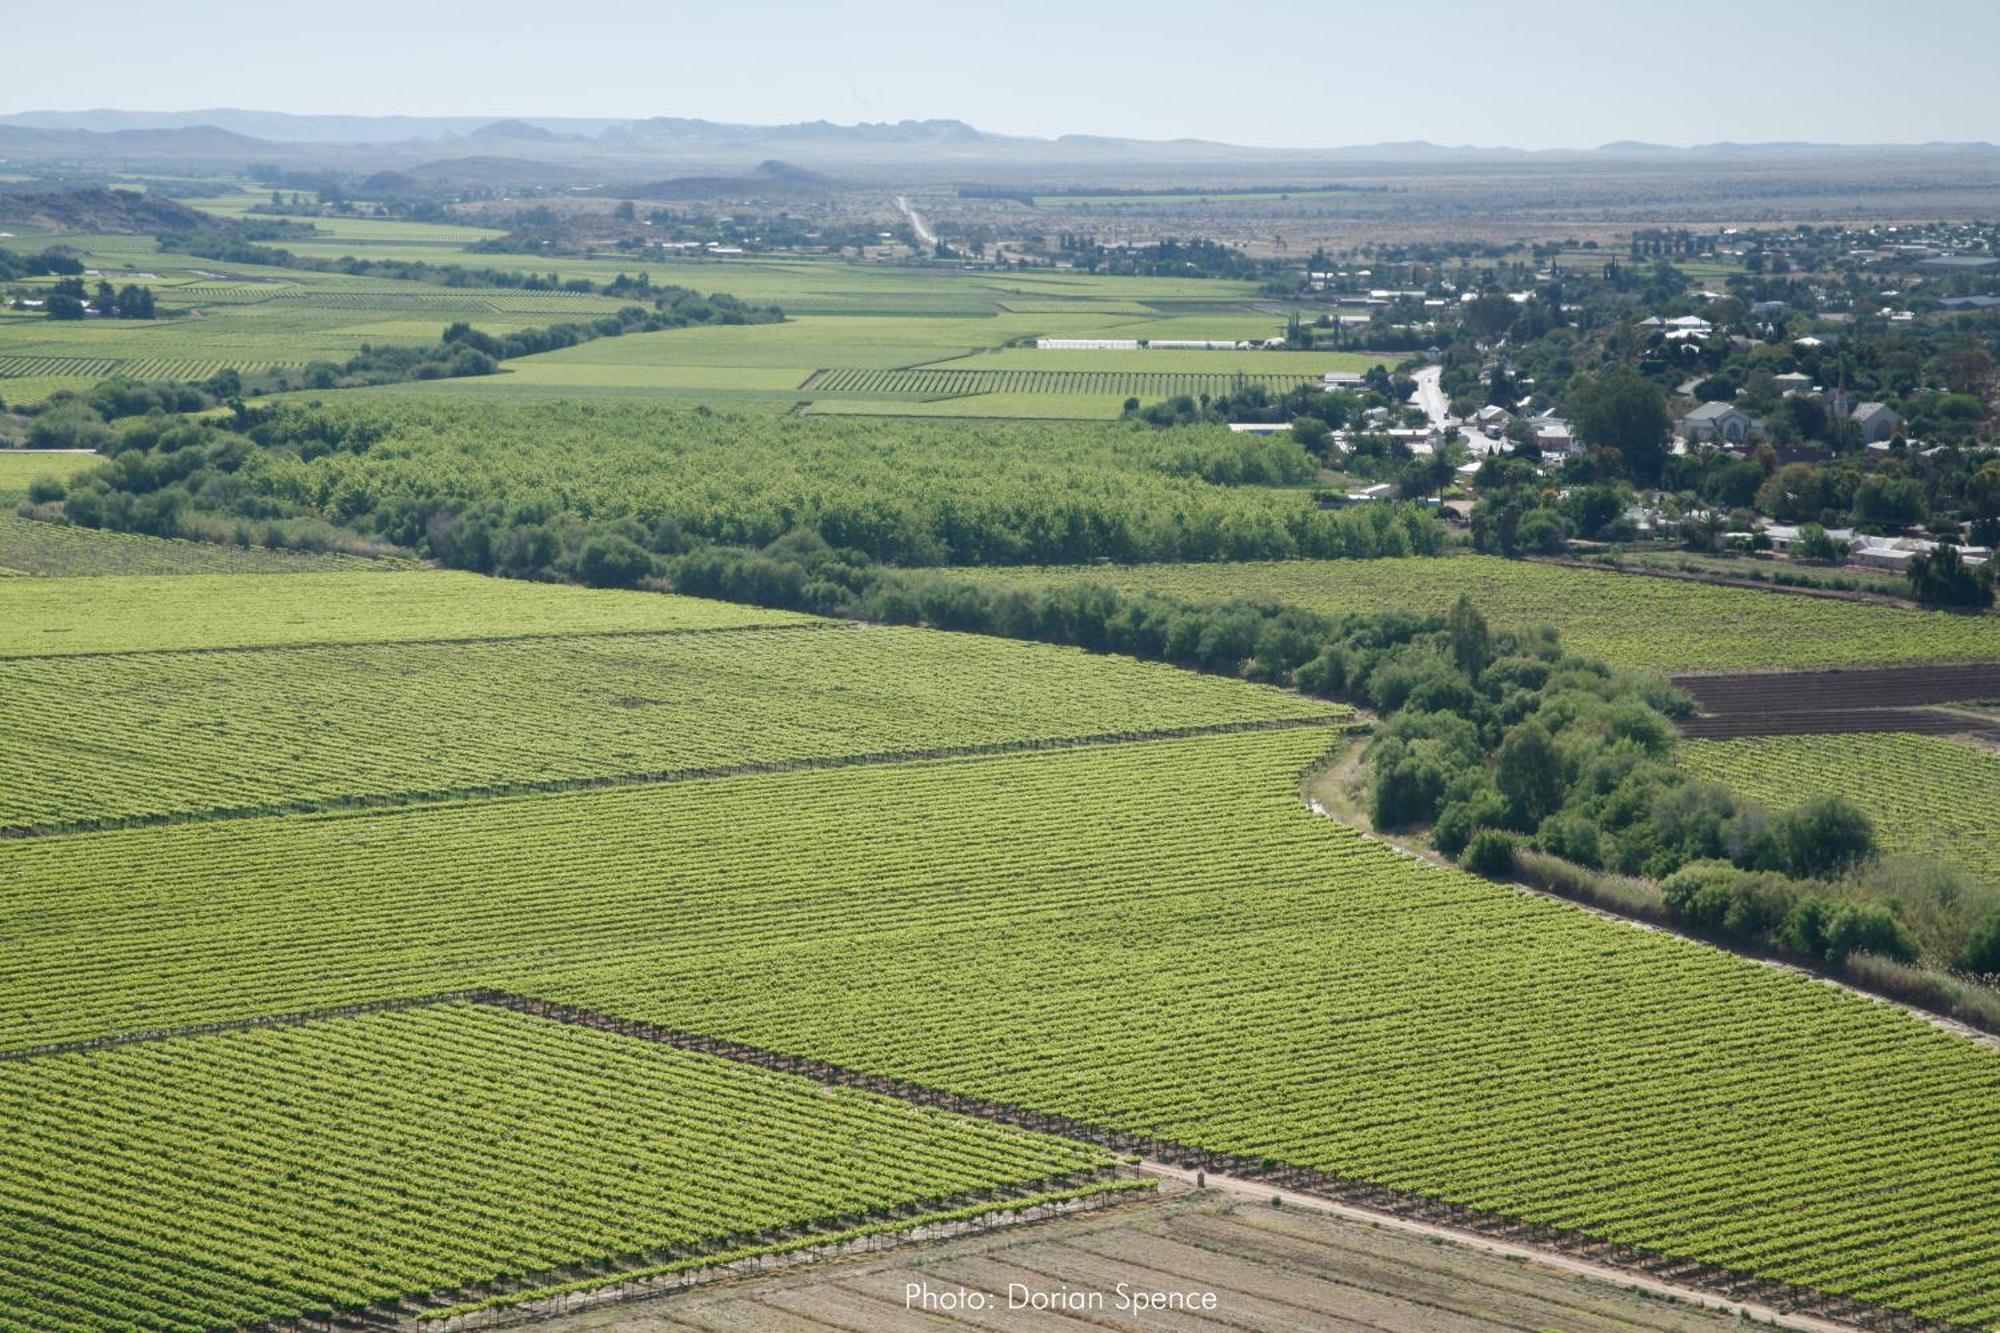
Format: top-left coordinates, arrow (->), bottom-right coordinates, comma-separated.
1,715 -> 1340,839
0,1003 -> 1123,1332
1672,662 -> 2000,739
0,616 -> 839,664
0,623 -> 1342,833
0,569 -> 818,658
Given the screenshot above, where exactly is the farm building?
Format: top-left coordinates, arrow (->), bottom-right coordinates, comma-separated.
1322,371 -> 1366,389
1678,402 -> 1755,444
1147,339 -> 1251,350
1034,338 -> 1140,351
1848,535 -> 1991,571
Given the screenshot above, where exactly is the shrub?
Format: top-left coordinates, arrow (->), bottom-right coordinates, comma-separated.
1771,795 -> 1875,879
1433,779 -> 1506,858
1463,829 -> 1518,878
1962,910 -> 2000,980
1822,902 -> 1920,965
25,474 -> 67,504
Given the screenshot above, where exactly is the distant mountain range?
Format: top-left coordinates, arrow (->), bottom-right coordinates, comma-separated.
1,109 -> 1996,189
5,108 -> 1995,156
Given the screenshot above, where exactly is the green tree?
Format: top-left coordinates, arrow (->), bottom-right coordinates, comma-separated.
1908,543 -> 1995,610
1496,722 -> 1564,828
1771,795 -> 1875,878
1446,595 -> 1490,677
1566,367 -> 1672,485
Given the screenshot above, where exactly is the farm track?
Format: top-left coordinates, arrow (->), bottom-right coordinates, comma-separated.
0,714 -> 1347,839
1672,662 -> 2000,739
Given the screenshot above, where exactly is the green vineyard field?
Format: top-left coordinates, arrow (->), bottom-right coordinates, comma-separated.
0,624 -> 1341,830
0,1002 -> 1109,1331
966,557 -> 2000,671
0,569 -> 817,657
0,513 -> 382,578
806,365 -> 1326,399
5,727 -> 2000,1325
1682,733 -> 2000,888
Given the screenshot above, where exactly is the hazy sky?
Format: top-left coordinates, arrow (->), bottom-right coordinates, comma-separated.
10,0 -> 1998,149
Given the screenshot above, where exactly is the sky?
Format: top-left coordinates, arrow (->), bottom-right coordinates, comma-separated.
9,0 -> 1999,150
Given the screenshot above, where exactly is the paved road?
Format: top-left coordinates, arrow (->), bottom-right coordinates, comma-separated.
895,195 -> 937,250
1411,364 -> 1451,428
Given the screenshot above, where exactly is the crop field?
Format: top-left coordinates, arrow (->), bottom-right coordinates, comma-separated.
1681,733 -> 2000,888
0,1002 -> 1111,1330
5,725 -> 2000,1325
0,207 -> 1368,415
0,623 -> 1340,831
0,512 -> 386,577
967,557 -> 2000,671
804,365 -> 1328,398
0,569 -> 816,657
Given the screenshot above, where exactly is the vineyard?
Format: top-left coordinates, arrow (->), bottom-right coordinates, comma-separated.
0,1002 -> 1113,1331
0,353 -> 295,383
1681,733 -> 2000,888
6,727 -> 2000,1325
0,512 -> 381,578
803,366 -> 1326,399
967,557 -> 2000,671
0,569 -> 815,657
0,624 -> 1341,831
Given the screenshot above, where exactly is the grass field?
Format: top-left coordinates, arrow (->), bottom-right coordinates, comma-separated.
0,569 -> 816,656
0,450 -> 102,498
0,623 -> 1339,831
0,1001 -> 1110,1330
6,724 -> 2000,1325
1681,733 -> 2000,888
962,557 -> 2000,672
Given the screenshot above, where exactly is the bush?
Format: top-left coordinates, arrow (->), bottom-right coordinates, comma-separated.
1433,778 -> 1506,858
1463,829 -> 1518,878
1516,507 -> 1570,554
25,474 -> 68,504
574,533 -> 653,588
1822,901 -> 1919,965
1771,795 -> 1875,879
1535,811 -> 1604,868
1662,861 -> 1797,942
1962,910 -> 2000,979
